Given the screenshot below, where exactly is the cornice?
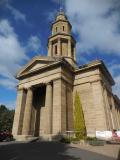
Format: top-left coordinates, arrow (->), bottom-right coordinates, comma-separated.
17,58 -> 75,80
75,60 -> 115,86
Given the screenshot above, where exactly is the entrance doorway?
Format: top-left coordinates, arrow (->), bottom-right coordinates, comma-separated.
33,85 -> 46,136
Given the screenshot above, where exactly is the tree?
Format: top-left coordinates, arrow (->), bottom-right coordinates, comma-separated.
0,105 -> 15,132
74,91 -> 86,139
0,105 -> 7,114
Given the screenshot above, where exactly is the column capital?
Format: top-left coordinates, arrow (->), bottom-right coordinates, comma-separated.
58,37 -> 61,41
17,87 -> 25,92
68,38 -> 71,42
46,81 -> 53,85
26,86 -> 34,91
49,41 -> 52,45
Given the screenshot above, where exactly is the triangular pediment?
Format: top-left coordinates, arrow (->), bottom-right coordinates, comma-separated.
17,56 -> 57,78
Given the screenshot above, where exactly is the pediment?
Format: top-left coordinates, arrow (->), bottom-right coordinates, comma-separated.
27,61 -> 50,71
17,56 -> 56,78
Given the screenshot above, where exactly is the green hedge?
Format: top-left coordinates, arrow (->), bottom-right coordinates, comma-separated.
88,140 -> 105,146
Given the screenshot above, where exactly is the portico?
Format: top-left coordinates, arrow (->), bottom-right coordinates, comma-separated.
12,69 -> 73,141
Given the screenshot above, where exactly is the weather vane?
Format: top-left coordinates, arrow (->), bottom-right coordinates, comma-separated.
59,0 -> 64,12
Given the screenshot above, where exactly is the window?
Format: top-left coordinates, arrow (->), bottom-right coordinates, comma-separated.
55,45 -> 57,55
71,46 -> 74,58
63,26 -> 65,31
56,27 -> 57,32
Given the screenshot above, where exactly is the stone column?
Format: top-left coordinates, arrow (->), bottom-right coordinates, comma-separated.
61,80 -> 67,133
48,41 -> 52,56
66,84 -> 73,131
110,108 -> 115,129
118,109 -> 120,128
74,47 -> 76,61
111,97 -> 118,129
104,88 -> 113,130
12,88 -> 26,136
22,87 -> 33,135
116,108 -> 120,129
58,38 -> 61,56
103,88 -> 110,130
118,108 -> 120,128
92,81 -> 107,131
45,82 -> 53,134
52,79 -> 67,135
68,39 -> 72,57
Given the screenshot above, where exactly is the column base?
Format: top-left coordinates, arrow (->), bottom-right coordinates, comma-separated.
39,134 -> 63,141
13,135 -> 38,142
14,134 -> 64,142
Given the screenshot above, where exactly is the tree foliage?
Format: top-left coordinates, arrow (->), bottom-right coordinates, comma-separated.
74,91 -> 86,139
0,105 -> 15,132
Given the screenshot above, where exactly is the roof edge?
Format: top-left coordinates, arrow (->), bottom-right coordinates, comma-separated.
75,60 -> 115,86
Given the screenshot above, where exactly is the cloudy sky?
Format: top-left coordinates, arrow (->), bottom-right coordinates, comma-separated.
0,0 -> 120,109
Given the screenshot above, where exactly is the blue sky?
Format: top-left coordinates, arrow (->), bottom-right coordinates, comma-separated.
0,0 -> 120,109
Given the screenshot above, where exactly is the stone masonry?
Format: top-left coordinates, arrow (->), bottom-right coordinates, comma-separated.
12,11 -> 120,141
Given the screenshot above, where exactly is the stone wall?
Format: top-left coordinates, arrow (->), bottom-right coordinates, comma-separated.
74,68 -> 108,136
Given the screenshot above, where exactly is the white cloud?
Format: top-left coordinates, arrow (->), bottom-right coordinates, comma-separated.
109,62 -> 120,76
64,0 -> 120,98
47,10 -> 57,22
0,99 -> 16,109
0,78 -> 17,90
109,62 -> 120,97
0,19 -> 42,90
0,19 -> 27,89
65,0 -> 120,55
113,75 -> 120,98
0,0 -> 26,22
0,0 -> 9,6
27,35 -> 41,53
7,4 -> 26,22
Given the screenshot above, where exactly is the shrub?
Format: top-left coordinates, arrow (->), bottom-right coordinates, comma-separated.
86,137 -> 105,146
60,137 -> 71,144
86,137 -> 97,141
0,131 -> 13,142
89,140 -> 105,146
0,105 -> 14,132
74,92 -> 86,140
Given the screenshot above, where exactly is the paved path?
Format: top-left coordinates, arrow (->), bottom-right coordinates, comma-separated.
70,143 -> 120,160
0,141 -> 119,160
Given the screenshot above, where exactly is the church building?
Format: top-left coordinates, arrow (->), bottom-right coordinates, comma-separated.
12,11 -> 120,141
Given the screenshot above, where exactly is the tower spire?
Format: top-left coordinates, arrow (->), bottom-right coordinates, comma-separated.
59,0 -> 64,13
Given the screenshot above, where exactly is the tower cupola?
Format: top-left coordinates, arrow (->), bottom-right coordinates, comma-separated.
48,11 -> 76,65
52,11 -> 72,36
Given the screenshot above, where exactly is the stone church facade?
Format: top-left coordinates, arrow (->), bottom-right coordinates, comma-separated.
12,12 -> 120,141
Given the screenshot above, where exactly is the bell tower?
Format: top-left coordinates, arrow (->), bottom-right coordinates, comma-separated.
48,11 -> 76,65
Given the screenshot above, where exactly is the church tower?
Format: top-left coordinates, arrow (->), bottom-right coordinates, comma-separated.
48,11 -> 76,65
